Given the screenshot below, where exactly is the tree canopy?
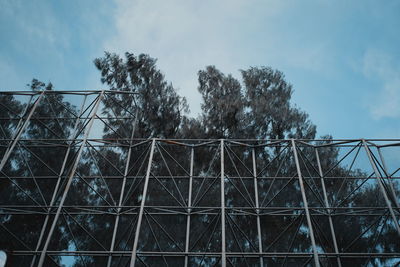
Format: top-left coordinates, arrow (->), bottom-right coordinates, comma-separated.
93,52 -> 316,140
94,52 -> 188,139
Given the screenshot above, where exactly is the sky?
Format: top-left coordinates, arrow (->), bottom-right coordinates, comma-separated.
1,0 -> 400,139
0,251 -> 5,267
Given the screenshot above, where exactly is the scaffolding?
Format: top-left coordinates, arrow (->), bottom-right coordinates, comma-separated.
0,90 -> 399,266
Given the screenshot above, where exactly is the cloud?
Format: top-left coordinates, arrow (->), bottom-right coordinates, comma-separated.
103,0 -> 333,115
0,0 -> 69,52
104,0 -> 260,115
362,49 -> 400,119
0,0 -> 116,91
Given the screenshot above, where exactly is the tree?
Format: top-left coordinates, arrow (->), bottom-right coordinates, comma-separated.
181,65 -> 316,141
241,67 -> 315,140
196,66 -> 245,138
94,52 -> 188,139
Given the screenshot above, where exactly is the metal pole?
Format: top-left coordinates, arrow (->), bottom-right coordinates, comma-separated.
0,91 -> 45,172
184,147 -> 194,267
37,91 -> 105,267
315,148 -> 342,267
130,138 -> 156,267
107,109 -> 139,267
220,139 -> 226,267
362,140 -> 400,236
377,147 -> 400,209
31,94 -> 88,267
291,139 -> 320,267
252,148 -> 264,267
5,95 -> 33,141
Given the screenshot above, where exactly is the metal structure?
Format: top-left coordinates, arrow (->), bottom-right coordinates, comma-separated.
0,90 -> 399,267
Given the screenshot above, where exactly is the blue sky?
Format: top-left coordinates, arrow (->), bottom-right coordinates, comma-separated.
1,0 -> 399,139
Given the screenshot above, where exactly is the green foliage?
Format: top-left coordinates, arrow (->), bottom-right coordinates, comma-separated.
193,65 -> 316,139
94,52 -> 188,138
94,52 -> 316,140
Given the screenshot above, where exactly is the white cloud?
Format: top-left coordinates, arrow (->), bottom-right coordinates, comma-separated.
105,0 -> 257,115
362,49 -> 400,119
104,0 -> 332,116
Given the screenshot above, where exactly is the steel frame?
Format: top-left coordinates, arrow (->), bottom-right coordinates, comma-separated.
0,90 -> 399,266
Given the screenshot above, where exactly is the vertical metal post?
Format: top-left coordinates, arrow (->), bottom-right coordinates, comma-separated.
184,147 -> 194,267
362,140 -> 400,235
4,94 -> 33,144
377,147 -> 399,208
37,91 -> 105,267
0,91 -> 45,172
252,148 -> 264,267
315,148 -> 342,267
220,140 -> 226,267
130,138 -> 156,267
291,139 -> 320,267
107,107 -> 139,267
31,94 -> 88,267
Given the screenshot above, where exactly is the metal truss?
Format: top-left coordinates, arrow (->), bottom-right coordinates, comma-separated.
0,90 -> 399,267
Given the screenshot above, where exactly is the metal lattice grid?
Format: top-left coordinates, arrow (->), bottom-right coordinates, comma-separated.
0,90 -> 399,267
